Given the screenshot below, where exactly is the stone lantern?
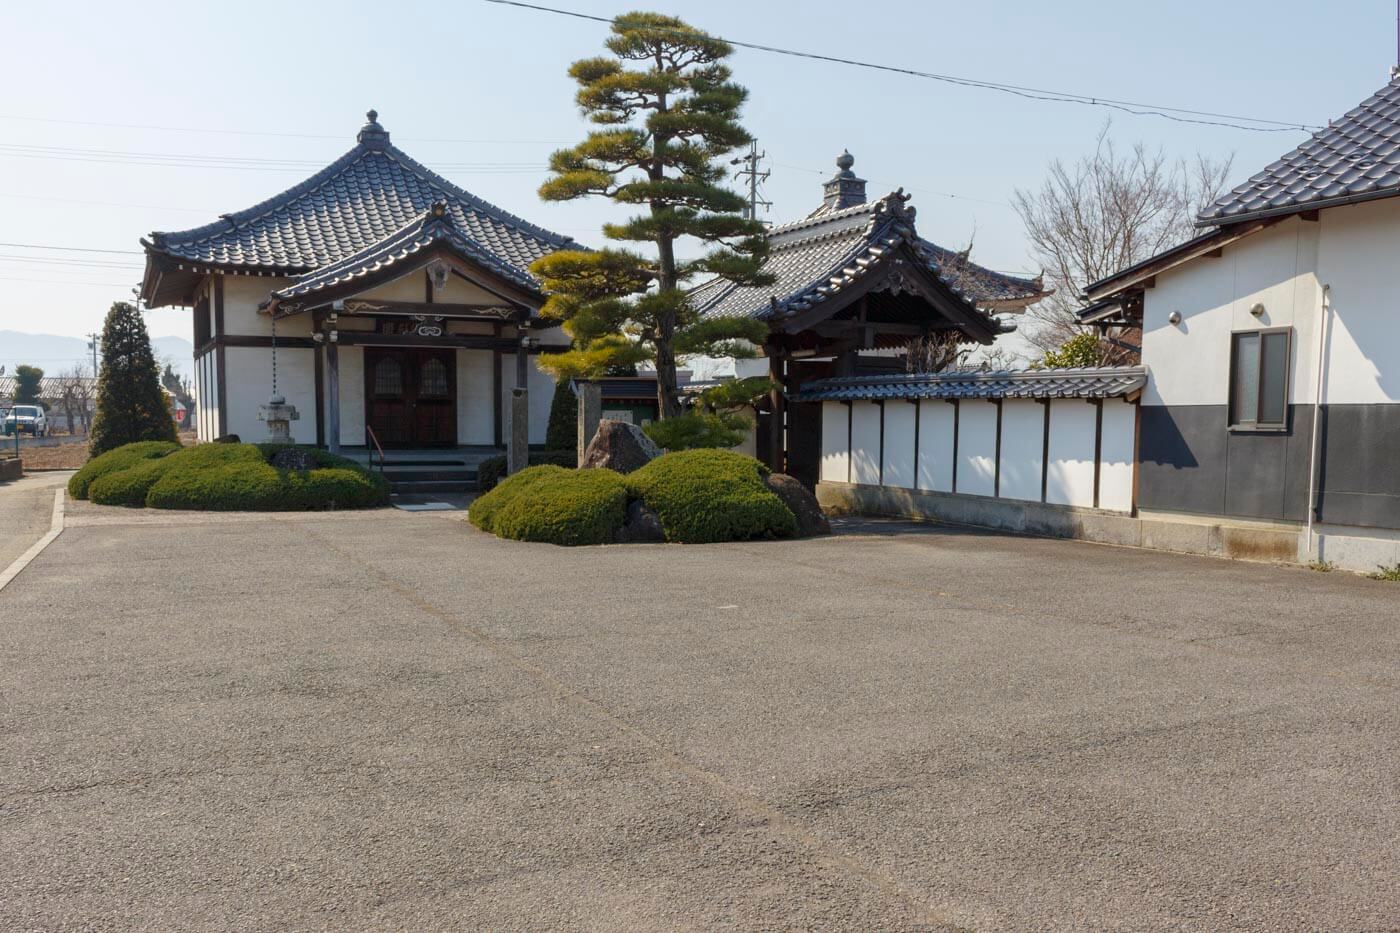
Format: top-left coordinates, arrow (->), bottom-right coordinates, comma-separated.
258,393 -> 300,445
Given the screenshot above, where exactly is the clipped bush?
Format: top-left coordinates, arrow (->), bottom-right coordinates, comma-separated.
627,449 -> 797,544
287,467 -> 390,510
147,460 -> 291,511
477,449 -> 578,491
470,464 -> 571,532
470,465 -> 628,545
68,440 -> 181,499
87,443 -> 268,507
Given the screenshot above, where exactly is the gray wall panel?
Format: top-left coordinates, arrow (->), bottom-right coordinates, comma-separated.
1318,404 -> 1400,529
1138,406 -> 1228,515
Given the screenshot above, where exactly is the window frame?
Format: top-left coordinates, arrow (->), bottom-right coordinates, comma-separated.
1228,326 -> 1292,432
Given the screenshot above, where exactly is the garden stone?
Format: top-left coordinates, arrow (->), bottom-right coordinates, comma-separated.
269,446 -> 317,472
615,499 -> 665,544
581,419 -> 661,474
765,473 -> 830,537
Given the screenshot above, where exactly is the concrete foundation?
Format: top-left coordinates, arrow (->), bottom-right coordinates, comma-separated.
815,481 -> 1400,573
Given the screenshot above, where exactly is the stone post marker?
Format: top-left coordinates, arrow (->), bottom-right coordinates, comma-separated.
258,394 -> 299,445
507,388 -> 529,475
576,381 -> 602,465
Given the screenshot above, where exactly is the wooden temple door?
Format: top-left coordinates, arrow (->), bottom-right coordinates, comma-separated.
364,348 -> 457,448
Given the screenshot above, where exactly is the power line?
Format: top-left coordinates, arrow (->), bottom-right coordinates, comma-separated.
0,241 -> 142,255
771,161 -> 1013,209
0,192 -> 218,214
0,113 -> 573,145
485,0 -> 1323,134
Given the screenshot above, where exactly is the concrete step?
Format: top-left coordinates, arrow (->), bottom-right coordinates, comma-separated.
390,480 -> 475,495
381,468 -> 478,483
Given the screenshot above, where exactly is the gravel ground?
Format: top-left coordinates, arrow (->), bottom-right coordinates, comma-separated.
1,507 -> 1397,931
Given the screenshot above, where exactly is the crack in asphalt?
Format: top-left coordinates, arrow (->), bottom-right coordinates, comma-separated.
298,523 -> 966,932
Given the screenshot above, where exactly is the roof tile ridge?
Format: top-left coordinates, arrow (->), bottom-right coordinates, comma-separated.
151,143 -> 373,249
381,143 -> 575,249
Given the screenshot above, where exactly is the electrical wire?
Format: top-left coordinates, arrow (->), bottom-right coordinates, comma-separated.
485,0 -> 1322,134
0,241 -> 142,255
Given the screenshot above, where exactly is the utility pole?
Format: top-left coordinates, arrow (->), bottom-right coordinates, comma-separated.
86,333 -> 100,376
730,140 -> 772,223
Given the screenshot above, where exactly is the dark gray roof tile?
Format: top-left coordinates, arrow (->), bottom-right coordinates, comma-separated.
794,366 -> 1147,402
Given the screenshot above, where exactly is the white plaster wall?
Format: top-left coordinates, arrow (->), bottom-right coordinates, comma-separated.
458,349 -> 495,445
916,401 -> 955,493
820,402 -> 849,483
881,402 -> 916,489
850,401 -> 882,486
337,346 -> 364,447
528,361 -> 554,446
997,400 -> 1044,502
223,345 -> 316,444
221,275 -> 307,336
957,401 -> 998,497
1142,218 -> 1320,407
1045,400 -> 1097,508
1315,199 -> 1400,404
1099,400 -> 1136,513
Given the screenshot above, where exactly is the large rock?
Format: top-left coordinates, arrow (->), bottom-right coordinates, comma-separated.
615,499 -> 665,544
765,473 -> 831,537
581,419 -> 661,474
269,446 -> 317,472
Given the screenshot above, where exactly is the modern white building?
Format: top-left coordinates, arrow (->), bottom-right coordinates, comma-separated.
1082,78 -> 1400,572
138,112 -> 573,458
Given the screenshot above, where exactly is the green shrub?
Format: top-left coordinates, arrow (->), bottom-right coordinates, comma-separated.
470,464 -> 571,532
287,468 -> 390,510
68,440 -> 181,499
146,460 -> 293,511
477,449 -> 578,491
643,412 -> 747,451
627,449 -> 796,543
88,458 -> 174,507
493,469 -> 629,546
545,379 -> 578,452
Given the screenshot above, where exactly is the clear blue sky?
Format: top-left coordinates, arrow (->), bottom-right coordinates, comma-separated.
1,0 -> 1394,344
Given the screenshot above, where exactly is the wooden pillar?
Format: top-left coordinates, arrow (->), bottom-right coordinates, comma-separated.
577,381 -> 602,462
768,348 -> 785,473
326,336 -> 341,454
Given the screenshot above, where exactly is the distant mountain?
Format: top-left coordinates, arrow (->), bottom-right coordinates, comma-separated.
0,331 -> 194,381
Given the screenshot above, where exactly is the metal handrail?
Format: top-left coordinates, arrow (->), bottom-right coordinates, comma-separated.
364,425 -> 386,474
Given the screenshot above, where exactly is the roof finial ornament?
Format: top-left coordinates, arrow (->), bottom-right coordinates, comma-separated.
836,150 -> 855,174
358,109 -> 389,148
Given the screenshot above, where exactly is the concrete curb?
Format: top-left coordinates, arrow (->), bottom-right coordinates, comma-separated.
0,488 -> 65,593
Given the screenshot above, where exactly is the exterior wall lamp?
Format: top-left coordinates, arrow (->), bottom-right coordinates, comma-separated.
1168,310 -> 1183,326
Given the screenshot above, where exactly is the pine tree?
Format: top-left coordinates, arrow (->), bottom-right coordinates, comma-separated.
14,365 -> 44,405
529,11 -> 773,420
544,379 -> 578,453
89,301 -> 178,456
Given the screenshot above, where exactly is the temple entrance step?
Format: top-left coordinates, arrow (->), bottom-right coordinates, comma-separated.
389,479 -> 475,496
381,467 -> 477,483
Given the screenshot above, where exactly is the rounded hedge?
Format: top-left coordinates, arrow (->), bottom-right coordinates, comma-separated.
627,449 -> 797,544
470,464 -> 628,546
78,441 -> 389,511
68,440 -> 181,499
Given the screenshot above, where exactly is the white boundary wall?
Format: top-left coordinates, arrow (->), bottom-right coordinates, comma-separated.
819,396 -> 1138,514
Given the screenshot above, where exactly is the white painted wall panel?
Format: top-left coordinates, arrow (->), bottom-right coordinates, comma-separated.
916,401 -> 955,492
1315,199 -> 1400,404
1045,400 -> 1098,508
458,349 -> 495,445
220,275 -> 303,336
223,346 -> 317,444
337,347 -> 364,447
956,401 -> 997,497
998,400 -> 1044,502
881,402 -> 916,489
1098,401 -> 1137,513
820,402 -> 849,483
528,360 -> 554,446
850,401 -> 882,486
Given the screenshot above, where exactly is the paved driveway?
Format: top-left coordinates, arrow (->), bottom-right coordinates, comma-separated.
1,505 -> 1397,930
0,471 -> 67,572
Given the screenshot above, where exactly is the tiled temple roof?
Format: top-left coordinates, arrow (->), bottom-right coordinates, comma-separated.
268,200 -> 538,305
690,153 -> 1046,323
1200,79 -> 1400,226
142,111 -> 572,303
794,366 -> 1147,402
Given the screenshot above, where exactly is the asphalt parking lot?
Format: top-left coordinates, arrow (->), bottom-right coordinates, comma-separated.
1,500 -> 1397,930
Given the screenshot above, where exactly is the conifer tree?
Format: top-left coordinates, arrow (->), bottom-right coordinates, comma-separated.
14,365 -> 44,405
89,301 -> 178,456
529,11 -> 773,419
544,379 -> 578,453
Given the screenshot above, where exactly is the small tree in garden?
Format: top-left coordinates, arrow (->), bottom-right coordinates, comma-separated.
529,11 -> 773,420
1042,332 -> 1105,368
544,379 -> 578,453
643,376 -> 770,451
89,302 -> 178,456
15,365 -> 44,405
